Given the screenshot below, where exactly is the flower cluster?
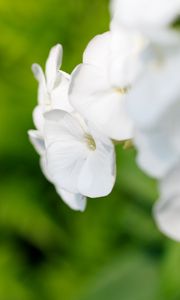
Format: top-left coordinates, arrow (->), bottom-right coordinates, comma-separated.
29,0 -> 180,240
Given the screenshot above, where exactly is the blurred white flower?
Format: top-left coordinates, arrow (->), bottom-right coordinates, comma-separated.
32,44 -> 72,132
110,16 -> 180,179
28,130 -> 87,211
126,35 -> 180,178
111,0 -> 180,31
69,32 -> 133,141
154,163 -> 180,241
110,21 -> 148,88
44,110 -> 116,198
110,0 -> 180,241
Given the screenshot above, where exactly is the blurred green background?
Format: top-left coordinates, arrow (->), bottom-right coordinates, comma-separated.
0,0 -> 180,299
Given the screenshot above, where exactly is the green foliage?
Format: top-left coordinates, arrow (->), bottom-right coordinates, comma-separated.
78,252 -> 162,300
0,0 -> 180,299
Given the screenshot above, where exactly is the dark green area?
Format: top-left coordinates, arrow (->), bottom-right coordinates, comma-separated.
171,16 -> 180,29
0,0 -> 180,299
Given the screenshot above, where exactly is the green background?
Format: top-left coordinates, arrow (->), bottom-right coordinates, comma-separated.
0,0 -> 180,299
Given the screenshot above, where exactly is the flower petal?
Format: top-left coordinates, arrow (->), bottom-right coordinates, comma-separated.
111,0 -> 180,30
83,32 -> 111,70
39,156 -> 53,182
46,141 -> 86,193
40,155 -> 87,211
154,165 -> 180,241
44,109 -> 86,146
78,128 -> 116,197
45,44 -> 63,91
51,71 -> 73,112
32,63 -> 47,105
70,63 -> 133,140
28,130 -> 45,156
154,195 -> 180,241
127,49 -> 180,129
44,110 -> 88,193
110,22 -> 147,87
33,105 -> 44,133
135,129 -> 180,178
55,187 -> 87,211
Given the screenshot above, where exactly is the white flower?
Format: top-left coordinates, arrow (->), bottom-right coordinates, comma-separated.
32,44 -> 72,132
28,130 -> 87,211
29,45 -> 86,211
111,0 -> 180,31
126,35 -> 180,178
154,163 -> 180,241
69,32 -> 133,141
110,21 -> 148,88
44,110 -> 116,198
110,0 -> 180,240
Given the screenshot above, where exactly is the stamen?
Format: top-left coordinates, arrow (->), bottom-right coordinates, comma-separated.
123,139 -> 133,150
113,86 -> 130,95
84,134 -> 96,151
113,139 -> 133,150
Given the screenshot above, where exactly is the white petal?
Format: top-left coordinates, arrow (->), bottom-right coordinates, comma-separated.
32,64 -> 47,105
44,109 -> 86,146
110,23 -> 147,87
144,28 -> 180,47
51,71 -> 73,112
40,156 -> 53,183
40,155 -> 87,211
154,195 -> 180,241
83,32 -> 111,70
160,164 -> 180,198
44,110 -> 88,193
154,165 -> 180,241
78,128 -> 116,197
127,49 -> 180,129
70,64 -> 133,140
45,44 -> 63,91
55,187 -> 87,211
111,0 -> 180,30
33,105 -> 44,133
136,88 -> 180,177
28,130 -> 45,156
135,129 -> 180,178
54,70 -> 70,89
46,141 -> 86,194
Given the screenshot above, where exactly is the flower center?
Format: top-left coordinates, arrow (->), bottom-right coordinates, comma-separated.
84,134 -> 96,151
113,86 -> 130,95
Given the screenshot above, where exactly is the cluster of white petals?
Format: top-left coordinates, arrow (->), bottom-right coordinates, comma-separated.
111,0 -> 180,240
69,32 -> 133,141
29,0 -> 180,240
111,0 -> 180,31
29,43 -> 118,211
